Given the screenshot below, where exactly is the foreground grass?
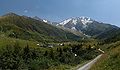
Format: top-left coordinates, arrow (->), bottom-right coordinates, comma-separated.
0,37 -> 37,47
90,42 -> 120,70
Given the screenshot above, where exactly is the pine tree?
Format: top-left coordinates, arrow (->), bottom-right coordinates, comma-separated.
23,44 -> 30,63
49,49 -> 54,59
44,50 -> 48,56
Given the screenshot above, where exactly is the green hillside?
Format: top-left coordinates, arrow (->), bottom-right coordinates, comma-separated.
90,40 -> 120,70
89,29 -> 120,70
0,13 -> 80,43
95,28 -> 120,43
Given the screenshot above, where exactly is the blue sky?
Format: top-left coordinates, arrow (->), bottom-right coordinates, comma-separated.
0,0 -> 120,27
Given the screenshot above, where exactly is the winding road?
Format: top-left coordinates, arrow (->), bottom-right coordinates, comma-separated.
77,54 -> 103,70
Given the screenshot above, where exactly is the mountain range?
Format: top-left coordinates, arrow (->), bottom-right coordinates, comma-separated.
57,17 -> 119,36
33,15 -> 120,41
0,12 -> 120,43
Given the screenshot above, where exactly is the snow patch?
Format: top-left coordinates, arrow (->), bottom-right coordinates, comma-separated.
71,27 -> 76,30
83,34 -> 91,37
43,20 -> 48,23
80,17 -> 93,26
56,24 -> 59,26
72,19 -> 77,25
59,18 -> 72,25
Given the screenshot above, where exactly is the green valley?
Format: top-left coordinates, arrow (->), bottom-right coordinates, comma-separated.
0,13 -> 120,70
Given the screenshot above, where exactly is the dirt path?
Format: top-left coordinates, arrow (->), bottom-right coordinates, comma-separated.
77,54 -> 103,70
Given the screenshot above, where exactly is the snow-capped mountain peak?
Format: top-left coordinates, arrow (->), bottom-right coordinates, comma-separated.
58,17 -> 93,26
72,19 -> 77,25
59,18 -> 72,25
80,16 -> 93,25
32,16 -> 119,38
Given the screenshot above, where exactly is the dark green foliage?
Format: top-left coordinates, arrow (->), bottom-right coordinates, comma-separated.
23,44 -> 31,63
44,50 -> 48,56
0,44 -> 26,69
49,48 -> 54,59
29,58 -> 55,69
58,48 -> 63,57
0,42 -> 99,69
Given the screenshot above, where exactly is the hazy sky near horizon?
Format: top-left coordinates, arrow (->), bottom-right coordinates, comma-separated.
0,0 -> 120,27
